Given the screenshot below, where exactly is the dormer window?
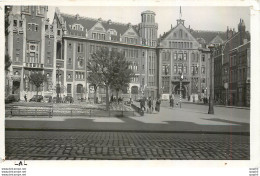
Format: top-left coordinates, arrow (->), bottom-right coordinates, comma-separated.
71,24 -> 84,31
107,29 -> 117,36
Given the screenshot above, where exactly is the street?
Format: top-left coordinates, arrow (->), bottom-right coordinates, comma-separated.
5,131 -> 249,160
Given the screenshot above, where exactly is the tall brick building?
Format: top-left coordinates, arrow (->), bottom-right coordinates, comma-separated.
5,6 -> 250,106
213,20 -> 250,106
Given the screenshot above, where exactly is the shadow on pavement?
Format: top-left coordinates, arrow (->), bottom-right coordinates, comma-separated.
5,115 -> 250,134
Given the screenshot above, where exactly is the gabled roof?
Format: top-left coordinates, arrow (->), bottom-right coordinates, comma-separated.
190,30 -> 226,44
58,12 -> 140,41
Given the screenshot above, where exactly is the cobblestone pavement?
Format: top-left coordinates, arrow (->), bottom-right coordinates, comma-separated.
5,131 -> 249,160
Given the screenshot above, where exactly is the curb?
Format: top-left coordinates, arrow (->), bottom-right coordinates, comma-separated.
182,102 -> 250,110
5,128 -> 250,136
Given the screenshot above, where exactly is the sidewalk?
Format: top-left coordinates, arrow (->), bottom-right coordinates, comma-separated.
5,105 -> 250,134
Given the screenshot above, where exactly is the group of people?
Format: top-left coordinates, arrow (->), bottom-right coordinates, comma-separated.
140,97 -> 161,114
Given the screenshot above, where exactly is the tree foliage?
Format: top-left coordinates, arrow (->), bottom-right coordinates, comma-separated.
5,6 -> 11,36
5,54 -> 12,71
87,47 -> 134,109
29,72 -> 47,95
110,52 -> 135,101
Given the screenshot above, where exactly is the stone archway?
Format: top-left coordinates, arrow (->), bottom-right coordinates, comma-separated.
174,84 -> 187,98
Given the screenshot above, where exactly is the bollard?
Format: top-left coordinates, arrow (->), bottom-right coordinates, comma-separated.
10,107 -> 12,116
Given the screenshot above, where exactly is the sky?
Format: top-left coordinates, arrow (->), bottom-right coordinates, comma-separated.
47,6 -> 250,36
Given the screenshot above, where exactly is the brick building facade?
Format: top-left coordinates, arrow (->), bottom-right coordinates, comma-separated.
5,6 -> 250,106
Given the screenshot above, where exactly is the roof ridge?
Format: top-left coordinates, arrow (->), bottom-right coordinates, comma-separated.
60,12 -> 134,27
192,29 -> 226,33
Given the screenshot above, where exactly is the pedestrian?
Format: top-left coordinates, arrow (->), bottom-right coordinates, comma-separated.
24,94 -> 27,102
148,97 -> 152,113
169,95 -> 172,108
155,98 -> 161,112
140,97 -> 145,112
172,95 -> 175,108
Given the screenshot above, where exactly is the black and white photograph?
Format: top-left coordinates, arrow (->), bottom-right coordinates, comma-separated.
1,2 -> 260,175
3,4 -> 253,161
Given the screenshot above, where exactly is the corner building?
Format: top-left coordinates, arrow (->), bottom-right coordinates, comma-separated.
7,6 -> 243,103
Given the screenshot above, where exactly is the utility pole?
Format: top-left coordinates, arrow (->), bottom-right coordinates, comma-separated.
56,65 -> 61,103
208,44 -> 215,114
179,72 -> 183,108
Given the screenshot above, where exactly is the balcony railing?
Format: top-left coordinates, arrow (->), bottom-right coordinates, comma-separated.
24,62 -> 44,69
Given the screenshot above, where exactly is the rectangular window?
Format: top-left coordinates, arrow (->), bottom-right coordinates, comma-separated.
13,20 -> 17,27
183,66 -> 187,73
174,65 -> 177,73
28,23 -> 31,30
174,53 -> 177,60
184,53 -> 187,61
202,54 -> 205,62
19,21 -> 23,27
78,43 -> 83,53
178,53 -> 183,60
67,84 -> 72,93
35,25 -> 38,31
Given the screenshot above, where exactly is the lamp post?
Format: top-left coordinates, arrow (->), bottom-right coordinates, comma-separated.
179,71 -> 184,108
208,44 -> 215,114
224,82 -> 228,106
56,65 -> 61,103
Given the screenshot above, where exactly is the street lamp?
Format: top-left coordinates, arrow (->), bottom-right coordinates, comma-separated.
208,44 -> 215,114
179,71 -> 184,108
56,65 -> 61,103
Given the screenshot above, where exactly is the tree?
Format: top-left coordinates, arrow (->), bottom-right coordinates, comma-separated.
110,52 -> 135,103
5,6 -> 11,37
29,72 -> 47,96
5,54 -> 12,71
88,47 -> 122,110
86,61 -> 103,104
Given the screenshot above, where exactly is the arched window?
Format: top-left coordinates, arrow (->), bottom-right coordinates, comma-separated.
77,84 -> 83,93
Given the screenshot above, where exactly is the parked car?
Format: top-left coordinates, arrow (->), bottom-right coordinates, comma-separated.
29,95 -> 43,102
5,94 -> 20,104
43,95 -> 52,103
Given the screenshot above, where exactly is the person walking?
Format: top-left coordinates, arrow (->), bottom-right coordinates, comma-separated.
140,97 -> 146,112
155,98 -> 161,112
148,97 -> 152,114
24,94 -> 27,102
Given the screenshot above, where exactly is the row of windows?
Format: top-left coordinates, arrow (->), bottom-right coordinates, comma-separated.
169,41 -> 193,49
75,72 -> 85,79
162,64 -> 205,75
129,62 -> 139,71
92,32 -> 106,40
131,76 -> 139,83
142,14 -> 155,23
124,49 -> 138,58
125,37 -> 138,44
13,20 -> 23,28
230,68 -> 247,82
28,23 -> 39,32
67,84 -> 84,94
